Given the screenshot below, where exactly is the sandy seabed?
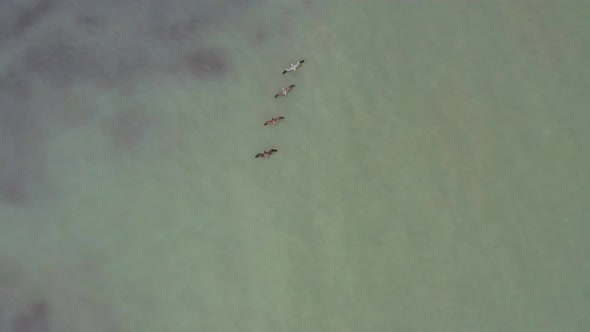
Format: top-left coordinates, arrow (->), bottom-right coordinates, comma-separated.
1,1 -> 589,331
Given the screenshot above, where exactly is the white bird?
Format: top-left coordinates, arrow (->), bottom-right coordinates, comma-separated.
282,60 -> 305,74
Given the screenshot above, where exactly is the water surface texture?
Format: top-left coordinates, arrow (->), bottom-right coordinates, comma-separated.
1,1 -> 589,331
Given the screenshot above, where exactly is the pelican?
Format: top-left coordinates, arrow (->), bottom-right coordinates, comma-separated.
274,84 -> 295,98
264,116 -> 285,126
282,60 -> 305,74
255,149 -> 278,159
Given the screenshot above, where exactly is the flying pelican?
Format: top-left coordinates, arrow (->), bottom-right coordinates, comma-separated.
255,149 -> 278,158
264,116 -> 285,126
282,60 -> 305,74
274,84 -> 295,98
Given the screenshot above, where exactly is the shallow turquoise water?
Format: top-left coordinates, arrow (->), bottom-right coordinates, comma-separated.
1,1 -> 589,331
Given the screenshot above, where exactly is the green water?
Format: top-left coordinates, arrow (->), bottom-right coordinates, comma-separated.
1,1 -> 589,331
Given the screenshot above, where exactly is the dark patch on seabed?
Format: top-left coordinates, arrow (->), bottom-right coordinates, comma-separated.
0,0 -> 263,208
0,0 -> 56,41
0,255 -> 125,332
0,72 -> 46,207
100,107 -> 156,156
10,302 -> 50,332
183,48 -> 231,78
0,258 -> 51,332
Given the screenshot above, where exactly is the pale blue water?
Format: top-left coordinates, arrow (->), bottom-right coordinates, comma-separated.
1,1 -> 589,331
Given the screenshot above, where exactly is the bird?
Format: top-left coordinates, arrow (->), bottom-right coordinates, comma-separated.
255,149 -> 278,158
274,84 -> 295,98
264,116 -> 285,126
282,60 -> 305,74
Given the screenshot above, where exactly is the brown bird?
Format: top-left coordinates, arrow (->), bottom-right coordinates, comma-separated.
255,149 -> 278,159
264,116 -> 285,126
274,84 -> 295,98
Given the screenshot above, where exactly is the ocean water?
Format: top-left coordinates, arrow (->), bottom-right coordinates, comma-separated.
1,1 -> 589,331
